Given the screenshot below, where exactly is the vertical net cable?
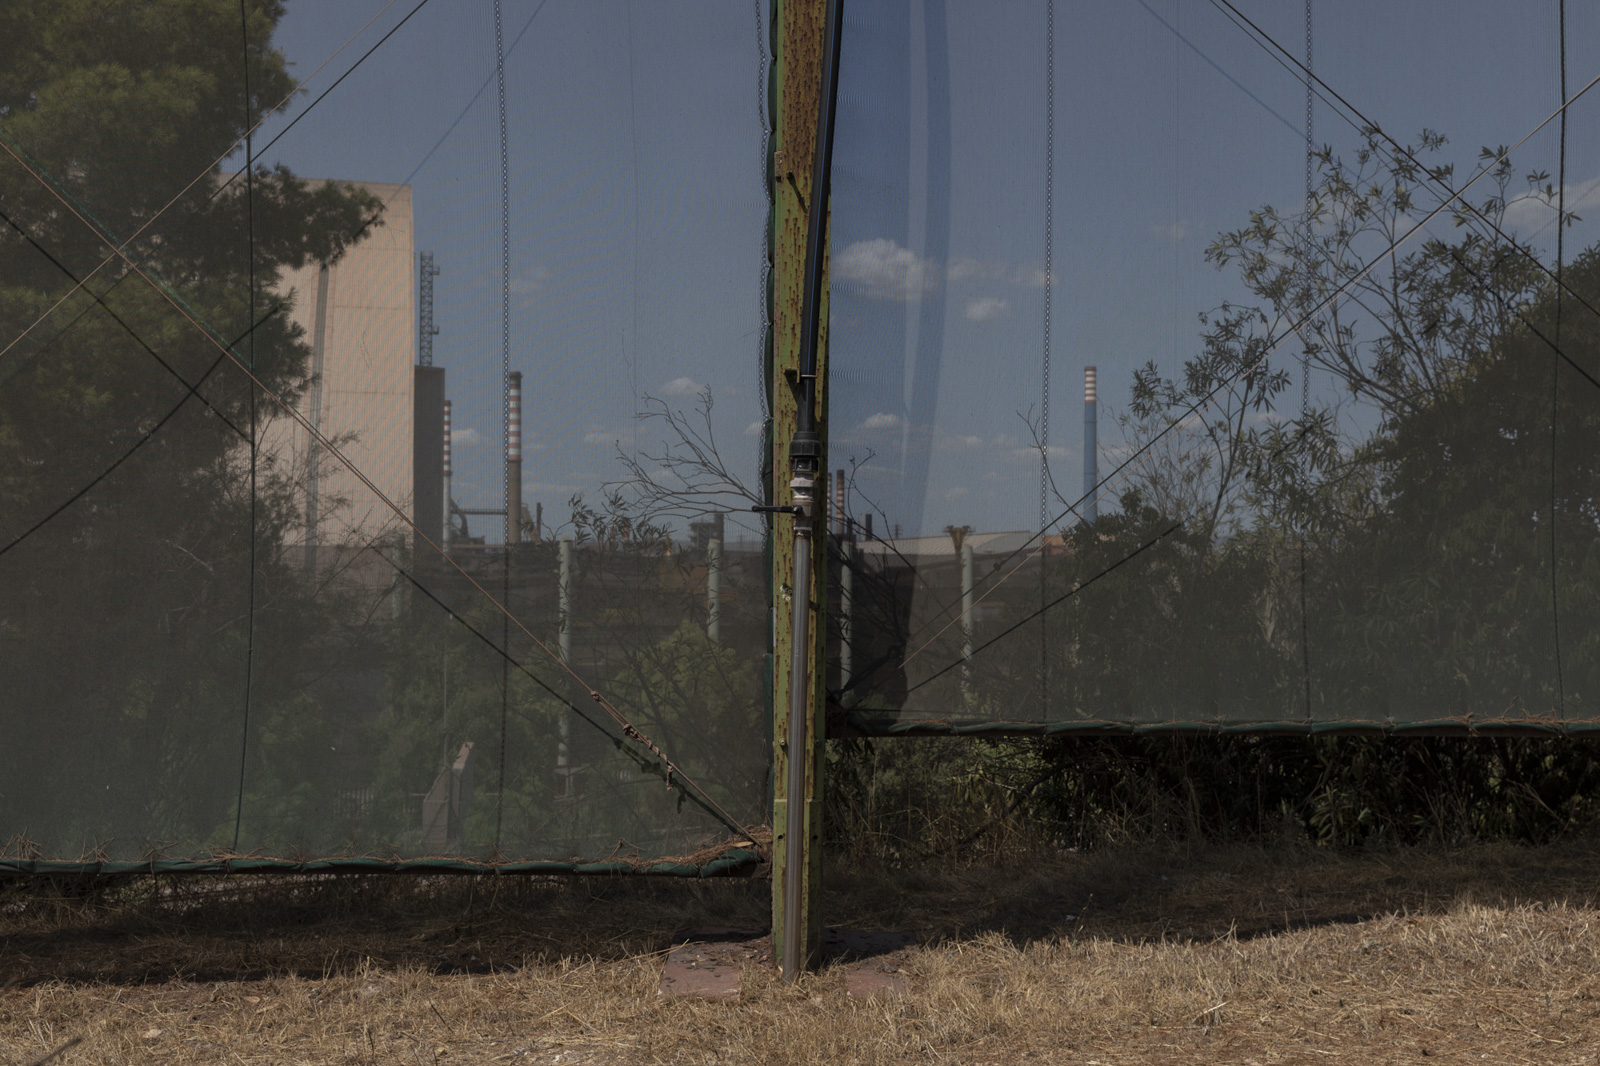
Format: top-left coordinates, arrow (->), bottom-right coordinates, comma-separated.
494,0 -> 511,850
232,0 -> 259,854
1552,0 -> 1567,714
1302,0 -> 1313,416
1299,0 -> 1314,723
1039,0 -> 1054,719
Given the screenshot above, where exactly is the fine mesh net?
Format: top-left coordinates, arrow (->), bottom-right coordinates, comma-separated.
7,0 -> 1600,872
0,1 -> 768,869
828,1 -> 1600,735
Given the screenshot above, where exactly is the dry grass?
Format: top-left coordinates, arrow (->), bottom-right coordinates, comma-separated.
7,840 -> 1600,1063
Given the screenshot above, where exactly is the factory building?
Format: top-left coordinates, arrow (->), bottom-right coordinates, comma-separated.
261,181 -> 444,564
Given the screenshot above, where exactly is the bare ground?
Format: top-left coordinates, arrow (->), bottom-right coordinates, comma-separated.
6,840 -> 1600,1063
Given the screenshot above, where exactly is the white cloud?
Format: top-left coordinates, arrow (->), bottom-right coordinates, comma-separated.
861,412 -> 903,431
947,257 -> 1011,283
1152,220 -> 1190,243
1014,265 -> 1052,289
944,486 -> 969,501
834,239 -> 937,301
510,264 -> 554,307
964,296 -> 1009,322
583,429 -> 618,446
1503,174 -> 1600,235
745,420 -> 766,437
451,427 -> 483,448
660,376 -> 701,397
946,257 -> 984,282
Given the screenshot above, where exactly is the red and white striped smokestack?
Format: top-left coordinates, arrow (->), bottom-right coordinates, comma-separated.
507,372 -> 522,464
442,399 -> 453,476
835,470 -> 846,537
1083,366 -> 1099,523
506,371 -> 523,545
442,398 -> 453,547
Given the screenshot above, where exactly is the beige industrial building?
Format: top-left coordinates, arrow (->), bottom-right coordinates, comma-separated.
263,181 -> 418,564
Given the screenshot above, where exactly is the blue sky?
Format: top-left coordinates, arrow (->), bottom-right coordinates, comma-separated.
258,0 -> 1600,543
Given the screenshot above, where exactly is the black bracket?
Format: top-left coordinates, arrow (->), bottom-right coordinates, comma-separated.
752,504 -> 804,515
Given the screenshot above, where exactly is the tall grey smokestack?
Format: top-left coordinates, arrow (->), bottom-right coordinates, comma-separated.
1083,366 -> 1098,524
507,371 -> 522,545
442,399 -> 453,551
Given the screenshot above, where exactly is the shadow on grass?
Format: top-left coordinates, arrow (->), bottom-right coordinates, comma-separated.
7,838 -> 1600,986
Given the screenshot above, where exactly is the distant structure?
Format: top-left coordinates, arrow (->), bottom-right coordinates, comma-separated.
417,251 -> 440,367
441,399 -> 453,549
414,252 -> 446,549
506,371 -> 522,545
266,182 -> 447,559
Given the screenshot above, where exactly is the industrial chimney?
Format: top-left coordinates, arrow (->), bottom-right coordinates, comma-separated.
834,469 -> 847,537
1083,366 -> 1099,524
507,371 -> 523,545
442,399 -> 453,550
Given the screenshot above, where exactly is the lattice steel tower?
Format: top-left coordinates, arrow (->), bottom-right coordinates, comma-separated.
418,251 -> 440,367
